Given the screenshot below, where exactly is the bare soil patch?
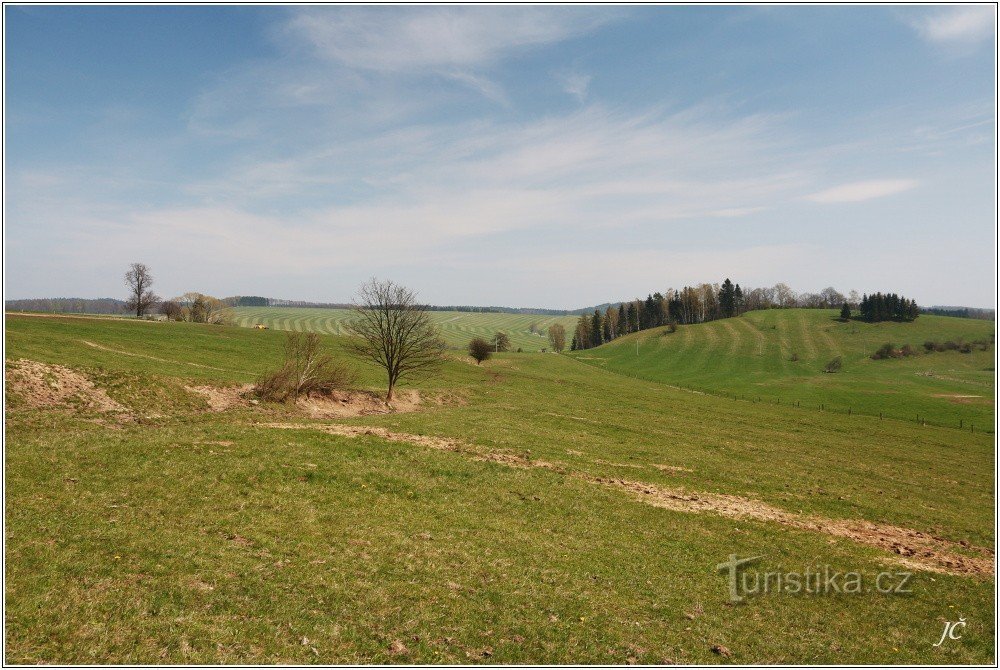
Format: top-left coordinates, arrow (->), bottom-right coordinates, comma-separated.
296,389 -> 422,419
6,359 -> 126,414
930,393 -> 986,405
263,421 -> 993,577
185,385 -> 255,411
592,476 -> 993,577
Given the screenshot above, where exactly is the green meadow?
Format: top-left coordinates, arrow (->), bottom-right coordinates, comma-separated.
570,309 -> 995,431
4,313 -> 996,664
233,307 -> 578,353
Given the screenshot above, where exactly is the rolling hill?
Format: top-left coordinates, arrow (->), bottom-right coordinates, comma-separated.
569,309 -> 995,430
232,307 -> 578,352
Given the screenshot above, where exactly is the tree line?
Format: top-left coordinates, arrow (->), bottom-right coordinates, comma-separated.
569,280 -> 921,350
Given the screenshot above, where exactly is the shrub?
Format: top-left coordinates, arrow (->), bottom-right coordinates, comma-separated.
824,356 -> 842,373
942,340 -> 960,351
900,344 -> 916,357
871,342 -> 896,360
255,332 -> 356,403
469,338 -> 492,365
923,340 -> 936,352
666,319 -> 678,333
790,352 -> 799,362
960,342 -> 973,354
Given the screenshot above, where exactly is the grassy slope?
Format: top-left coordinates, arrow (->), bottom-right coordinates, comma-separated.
569,309 -> 995,430
4,314 -> 995,664
232,307 -> 578,353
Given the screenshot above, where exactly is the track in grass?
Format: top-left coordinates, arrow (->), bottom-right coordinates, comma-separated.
234,307 -> 579,352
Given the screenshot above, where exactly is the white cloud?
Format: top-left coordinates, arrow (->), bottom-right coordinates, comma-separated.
283,7 -> 612,73
557,72 -> 592,102
805,179 -> 918,204
907,7 -> 995,49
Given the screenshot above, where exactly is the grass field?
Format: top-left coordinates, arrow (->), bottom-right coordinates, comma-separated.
4,313 -> 996,664
233,307 -> 578,353
569,309 -> 995,431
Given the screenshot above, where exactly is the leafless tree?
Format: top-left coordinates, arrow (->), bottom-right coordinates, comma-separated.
159,300 -> 183,320
348,278 -> 445,401
176,292 -> 234,325
547,323 -> 566,352
124,262 -> 160,317
773,282 -> 796,308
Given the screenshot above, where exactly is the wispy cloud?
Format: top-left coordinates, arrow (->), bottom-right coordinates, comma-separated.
283,7 -> 613,72
906,6 -> 995,51
556,71 -> 593,102
805,179 -> 918,204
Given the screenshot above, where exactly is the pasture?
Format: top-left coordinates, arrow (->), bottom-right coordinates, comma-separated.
4,313 -> 996,664
571,309 -> 995,431
233,307 -> 578,353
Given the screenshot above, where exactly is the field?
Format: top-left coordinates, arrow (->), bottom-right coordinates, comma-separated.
570,309 -> 995,431
233,307 -> 578,353
4,312 -> 996,664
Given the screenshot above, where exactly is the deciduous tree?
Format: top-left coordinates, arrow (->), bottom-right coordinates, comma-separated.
349,278 -> 445,401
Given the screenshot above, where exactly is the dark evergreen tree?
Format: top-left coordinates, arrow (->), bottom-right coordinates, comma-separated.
590,310 -> 604,348
840,303 -> 851,320
718,278 -> 736,318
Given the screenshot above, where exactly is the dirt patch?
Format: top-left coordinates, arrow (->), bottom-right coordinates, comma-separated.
186,384 -> 255,411
261,422 -> 993,578
591,477 -> 993,577
5,359 -> 126,414
261,422 -> 549,470
296,389 -> 422,419
930,393 -> 986,405
653,463 -> 694,474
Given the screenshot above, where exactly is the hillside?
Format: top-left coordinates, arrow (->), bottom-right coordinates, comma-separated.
4,313 -> 996,663
233,307 -> 578,352
569,309 -> 995,430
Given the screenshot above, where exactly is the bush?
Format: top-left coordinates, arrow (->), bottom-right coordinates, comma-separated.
824,356 -> 842,373
666,319 -> 678,333
255,332 -> 356,403
942,340 -> 960,351
900,344 -> 916,357
923,340 -> 936,352
790,352 -> 799,362
871,342 -> 896,360
469,338 -> 492,365
960,342 -> 973,354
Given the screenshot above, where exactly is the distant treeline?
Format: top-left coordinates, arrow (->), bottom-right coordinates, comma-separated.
570,281 -> 925,350
230,296 -> 572,315
923,306 -> 994,320
5,298 -> 126,314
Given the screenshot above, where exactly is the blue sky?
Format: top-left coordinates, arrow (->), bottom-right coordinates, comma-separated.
4,5 -> 996,308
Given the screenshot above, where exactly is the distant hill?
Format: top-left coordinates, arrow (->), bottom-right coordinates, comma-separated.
924,306 -> 994,320
569,308 -> 995,430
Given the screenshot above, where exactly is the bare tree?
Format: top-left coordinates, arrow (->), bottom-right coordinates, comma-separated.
349,278 -> 445,401
124,263 -> 160,317
773,282 -> 796,308
547,323 -> 566,352
158,300 -> 183,320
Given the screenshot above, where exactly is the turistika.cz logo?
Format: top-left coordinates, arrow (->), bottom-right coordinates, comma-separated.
716,554 -> 914,603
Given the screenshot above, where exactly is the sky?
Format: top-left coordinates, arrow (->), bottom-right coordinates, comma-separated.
4,5 -> 997,309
